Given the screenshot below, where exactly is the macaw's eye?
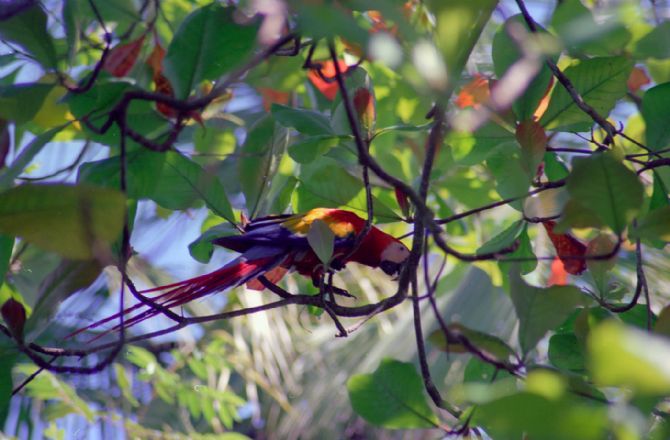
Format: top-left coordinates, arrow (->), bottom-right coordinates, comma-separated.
380,260 -> 400,276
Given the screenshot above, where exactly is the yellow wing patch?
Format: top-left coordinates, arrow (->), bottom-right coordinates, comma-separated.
282,208 -> 356,238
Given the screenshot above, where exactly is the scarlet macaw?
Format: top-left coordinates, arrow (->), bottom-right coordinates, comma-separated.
75,208 -> 410,336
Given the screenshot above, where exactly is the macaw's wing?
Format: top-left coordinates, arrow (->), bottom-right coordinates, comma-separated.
213,219 -> 310,253
213,211 -> 357,254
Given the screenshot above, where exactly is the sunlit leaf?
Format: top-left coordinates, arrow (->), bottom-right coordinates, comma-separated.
475,391 -> 608,440
0,184 -> 126,260
540,57 -> 633,131
589,320 -> 670,395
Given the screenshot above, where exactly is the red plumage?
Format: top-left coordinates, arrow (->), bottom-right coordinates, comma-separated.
69,208 -> 409,339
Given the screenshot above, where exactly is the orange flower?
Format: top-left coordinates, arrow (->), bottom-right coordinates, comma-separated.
454,74 -> 490,109
307,59 -> 350,100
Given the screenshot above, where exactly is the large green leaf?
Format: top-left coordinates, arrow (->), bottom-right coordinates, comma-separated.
540,57 -> 633,131
475,391 -> 608,440
589,320 -> 670,395
164,3 -> 260,99
347,359 -> 439,429
79,150 -> 235,223
634,22 -> 670,60
510,268 -> 587,354
0,4 -> 57,68
294,158 -> 399,222
641,82 -> 670,150
0,83 -> 53,125
0,184 -> 126,260
565,153 -> 643,234
492,15 -> 556,121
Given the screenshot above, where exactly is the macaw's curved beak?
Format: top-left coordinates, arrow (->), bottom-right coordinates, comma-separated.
380,260 -> 401,277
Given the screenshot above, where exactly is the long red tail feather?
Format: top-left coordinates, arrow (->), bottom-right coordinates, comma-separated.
67,254 -> 286,341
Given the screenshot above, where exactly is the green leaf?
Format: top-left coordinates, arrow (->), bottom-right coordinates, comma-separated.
447,122 -> 515,166
238,115 -> 289,217
641,82 -> 670,150
492,15 -> 556,120
0,235 -> 13,286
551,0 -> 630,57
307,219 -> 335,265
565,153 -> 643,233
126,345 -> 157,369
294,158 -> 399,222
428,0 -> 498,84
632,205 -> 670,242
288,135 -> 344,164
189,222 -> 238,264
634,22 -> 670,60
68,80 -> 167,150
62,0 -> 80,63
15,365 -> 95,421
114,363 -> 140,407
510,267 -> 588,353
428,324 -> 517,364
164,3 -> 259,99
0,184 -> 126,260
476,220 -> 524,255
0,83 -> 53,125
588,320 -> 670,395
347,359 -> 439,429
0,343 -> 17,425
504,224 -> 537,275
548,333 -> 585,372
79,150 -> 235,223
543,152 -> 570,180
0,124 -> 67,190
24,259 -> 102,341
0,4 -> 57,68
475,392 -> 608,440
540,57 -> 633,131
464,358 -> 512,383
272,104 -> 335,136
486,142 -> 531,207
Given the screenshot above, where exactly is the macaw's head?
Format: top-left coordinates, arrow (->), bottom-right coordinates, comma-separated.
378,237 -> 410,277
